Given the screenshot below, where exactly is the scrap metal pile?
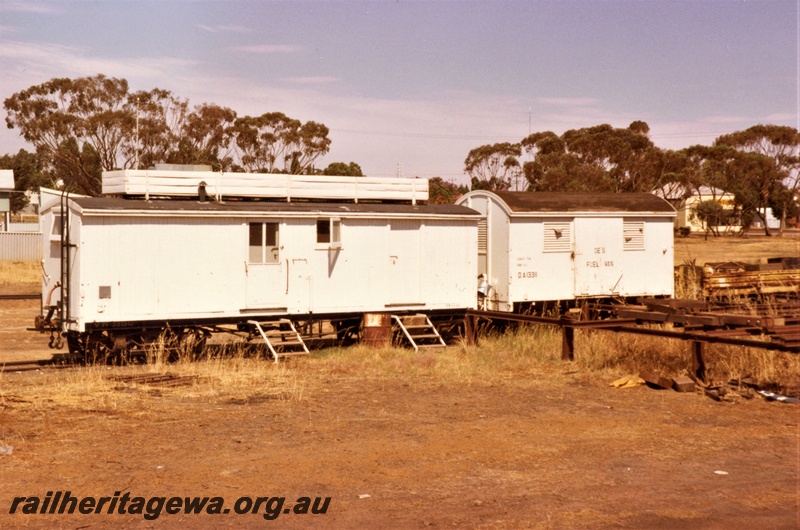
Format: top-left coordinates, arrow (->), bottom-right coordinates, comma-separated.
688,257 -> 800,299
599,297 -> 800,351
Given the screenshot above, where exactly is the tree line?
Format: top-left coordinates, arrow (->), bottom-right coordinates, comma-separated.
2,75 -> 798,235
464,122 -> 800,235
1,74 -> 362,210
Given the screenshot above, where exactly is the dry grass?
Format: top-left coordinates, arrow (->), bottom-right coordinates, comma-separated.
674,233 -> 800,266
312,325 -> 565,386
571,326 -> 800,391
2,330 -> 558,414
3,228 -> 798,405
2,321 -> 797,413
0,261 -> 39,286
0,355 -> 306,415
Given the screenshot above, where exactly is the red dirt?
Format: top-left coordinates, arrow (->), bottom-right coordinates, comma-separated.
1,299 -> 798,529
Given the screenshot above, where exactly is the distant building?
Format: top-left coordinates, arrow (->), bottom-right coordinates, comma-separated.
0,169 -> 13,231
24,191 -> 40,215
655,184 -> 739,233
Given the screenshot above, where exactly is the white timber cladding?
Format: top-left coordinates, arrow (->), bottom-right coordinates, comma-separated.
44,197 -> 477,332
102,170 -> 429,203
455,190 -> 676,310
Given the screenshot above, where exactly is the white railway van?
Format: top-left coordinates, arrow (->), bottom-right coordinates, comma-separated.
456,191 -> 676,312
35,172 -> 478,358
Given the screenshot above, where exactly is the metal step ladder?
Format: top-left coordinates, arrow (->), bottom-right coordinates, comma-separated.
247,319 -> 309,362
391,314 -> 446,352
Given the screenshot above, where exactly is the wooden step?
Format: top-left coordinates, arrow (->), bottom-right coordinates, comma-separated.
248,319 -> 309,362
391,314 -> 446,352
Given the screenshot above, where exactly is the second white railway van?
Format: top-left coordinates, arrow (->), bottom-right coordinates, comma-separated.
456,191 -> 676,311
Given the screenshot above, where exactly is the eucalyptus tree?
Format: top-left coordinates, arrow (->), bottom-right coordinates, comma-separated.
284,120 -> 331,174
681,144 -> 784,235
428,177 -> 469,204
127,88 -> 188,169
322,161 -> 363,176
232,112 -> 331,174
560,122 -> 659,192
4,75 -> 133,194
723,150 -> 785,235
715,125 -> 799,234
464,142 -> 521,191
168,103 -> 237,170
679,145 -> 733,200
3,75 -> 216,193
5,74 -> 337,195
230,113 -> 296,172
521,130 -> 604,192
520,122 -> 666,193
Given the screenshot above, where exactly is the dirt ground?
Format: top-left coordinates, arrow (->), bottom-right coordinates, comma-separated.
1,296 -> 798,529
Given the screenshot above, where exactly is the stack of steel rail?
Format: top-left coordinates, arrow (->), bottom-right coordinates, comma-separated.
599,297 -> 800,351
701,258 -> 800,299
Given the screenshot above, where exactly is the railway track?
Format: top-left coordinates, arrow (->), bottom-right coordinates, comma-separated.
0,294 -> 39,301
0,359 -> 72,373
0,358 -> 200,388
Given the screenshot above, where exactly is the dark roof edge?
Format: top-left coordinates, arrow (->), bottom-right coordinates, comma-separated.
68,196 -> 480,216
478,191 -> 676,214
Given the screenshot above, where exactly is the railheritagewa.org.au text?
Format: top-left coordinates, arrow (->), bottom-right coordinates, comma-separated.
8,491 -> 331,521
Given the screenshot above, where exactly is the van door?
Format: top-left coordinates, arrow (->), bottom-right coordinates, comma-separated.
245,221 -> 285,309
572,218 -> 622,297
387,220 -> 421,305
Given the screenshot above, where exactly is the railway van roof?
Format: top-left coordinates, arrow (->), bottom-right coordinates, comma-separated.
472,191 -> 675,216
65,196 -> 479,219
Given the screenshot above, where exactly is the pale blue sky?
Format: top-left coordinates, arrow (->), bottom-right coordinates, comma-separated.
0,0 -> 796,182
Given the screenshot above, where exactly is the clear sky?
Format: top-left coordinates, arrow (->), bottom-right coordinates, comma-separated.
0,0 -> 796,183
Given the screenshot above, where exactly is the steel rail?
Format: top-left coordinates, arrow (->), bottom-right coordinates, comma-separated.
0,294 -> 40,301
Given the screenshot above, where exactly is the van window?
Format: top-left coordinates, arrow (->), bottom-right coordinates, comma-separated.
248,222 -> 280,263
317,218 -> 341,248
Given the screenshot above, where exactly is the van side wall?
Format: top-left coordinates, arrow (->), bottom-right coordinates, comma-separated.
70,214 -> 477,331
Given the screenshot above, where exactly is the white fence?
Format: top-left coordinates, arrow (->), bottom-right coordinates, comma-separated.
0,232 -> 42,261
7,222 -> 41,232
